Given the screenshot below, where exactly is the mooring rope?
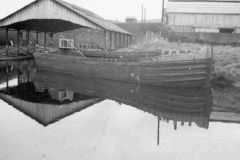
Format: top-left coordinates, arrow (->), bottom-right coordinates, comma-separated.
60,35 -> 86,58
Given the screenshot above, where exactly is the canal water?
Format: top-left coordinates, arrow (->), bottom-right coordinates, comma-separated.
0,61 -> 240,160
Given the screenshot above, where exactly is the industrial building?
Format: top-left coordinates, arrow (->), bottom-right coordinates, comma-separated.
167,0 -> 240,33
0,0 -> 132,51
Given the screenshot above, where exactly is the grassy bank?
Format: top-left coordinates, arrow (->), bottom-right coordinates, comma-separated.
118,35 -> 240,86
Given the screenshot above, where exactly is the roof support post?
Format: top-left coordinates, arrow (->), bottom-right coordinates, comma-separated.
27,30 -> 30,55
44,32 -> 47,47
104,30 -> 110,51
130,35 -> 132,45
36,31 -> 39,45
114,33 -> 117,50
126,35 -> 129,47
119,34 -> 122,48
74,29 -> 76,48
174,121 -> 177,130
6,28 -> 8,56
109,32 -> 112,50
17,30 -> 20,55
6,62 -> 9,90
123,34 -> 126,47
189,121 -> 192,126
104,30 -> 107,51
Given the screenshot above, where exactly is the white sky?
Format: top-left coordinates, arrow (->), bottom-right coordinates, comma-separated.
0,0 -> 168,22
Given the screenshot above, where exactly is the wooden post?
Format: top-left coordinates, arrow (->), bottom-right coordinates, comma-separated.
189,121 -> 192,126
44,32 -> 47,47
126,35 -> 129,46
27,30 -> 30,54
174,121 -> 177,130
204,46 -> 213,88
74,29 -> 76,48
36,31 -> 39,44
123,34 -> 126,47
104,30 -> 107,51
109,32 -> 112,50
17,62 -> 20,86
119,34 -> 122,48
6,63 -> 9,90
6,28 -> 8,56
114,33 -> 117,49
17,30 -> 20,55
130,35 -> 132,45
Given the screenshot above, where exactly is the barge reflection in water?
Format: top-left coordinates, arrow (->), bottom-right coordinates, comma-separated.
0,68 -> 212,131
1,66 -> 240,160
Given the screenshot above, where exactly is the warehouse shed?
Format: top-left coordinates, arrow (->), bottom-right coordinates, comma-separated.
167,0 -> 240,33
0,0 -> 132,50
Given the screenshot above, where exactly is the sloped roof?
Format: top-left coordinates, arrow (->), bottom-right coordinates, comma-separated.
0,0 -> 131,35
55,0 -> 131,34
0,93 -> 102,126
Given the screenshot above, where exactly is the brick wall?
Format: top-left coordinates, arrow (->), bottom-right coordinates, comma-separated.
53,28 -> 105,49
115,23 -> 164,43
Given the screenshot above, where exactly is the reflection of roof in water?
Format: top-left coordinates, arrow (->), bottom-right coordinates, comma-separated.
33,69 -> 212,129
0,83 -> 103,126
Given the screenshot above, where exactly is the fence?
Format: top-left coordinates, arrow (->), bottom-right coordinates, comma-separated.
167,32 -> 240,46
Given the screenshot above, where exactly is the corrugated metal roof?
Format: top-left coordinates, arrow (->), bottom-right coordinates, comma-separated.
168,0 -> 240,2
0,93 -> 101,126
0,0 -> 131,35
167,0 -> 240,14
55,0 -> 131,35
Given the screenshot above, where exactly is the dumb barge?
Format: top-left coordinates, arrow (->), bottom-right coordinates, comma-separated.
33,47 -> 213,87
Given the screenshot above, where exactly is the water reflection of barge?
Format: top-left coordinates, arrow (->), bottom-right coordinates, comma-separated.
33,69 -> 212,129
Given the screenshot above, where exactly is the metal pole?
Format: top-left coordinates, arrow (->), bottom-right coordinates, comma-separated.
162,0 -> 165,23
6,28 -> 8,56
157,117 -> 160,145
144,8 -> 146,23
